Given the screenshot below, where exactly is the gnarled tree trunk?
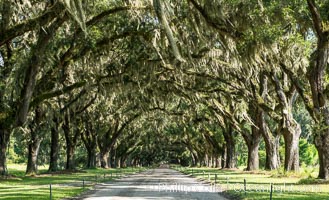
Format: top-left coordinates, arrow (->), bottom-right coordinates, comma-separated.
264,136 -> 280,170
242,107 -> 262,171
260,112 -> 280,170
315,130 -> 329,179
271,72 -> 301,172
304,0 -> 329,180
282,120 -> 301,172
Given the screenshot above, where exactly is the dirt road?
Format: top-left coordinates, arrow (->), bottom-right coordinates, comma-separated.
82,167 -> 228,200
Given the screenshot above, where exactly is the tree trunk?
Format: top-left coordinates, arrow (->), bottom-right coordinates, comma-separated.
48,117 -> 59,172
209,155 -> 212,167
82,132 -> 97,169
186,143 -> 198,167
26,132 -> 42,175
115,156 -> 120,168
81,116 -> 98,169
66,143 -> 75,170
205,154 -> 209,167
305,0 -> 329,179
259,110 -> 280,170
62,112 -> 79,170
243,106 -> 262,171
246,140 -> 260,171
314,123 -> 329,179
282,122 -> 301,172
225,139 -> 236,168
223,125 -> 236,169
197,152 -> 203,167
120,157 -> 126,168
100,151 -> 109,168
242,123 -> 261,171
15,13 -> 66,127
0,3 -> 12,175
271,72 -> 301,172
87,148 -> 97,169
113,149 -> 118,168
0,127 -> 10,175
215,156 -> 221,168
221,143 -> 226,169
194,155 -> 199,167
190,152 -> 196,166
309,17 -> 329,179
212,156 -> 216,168
264,136 -> 280,170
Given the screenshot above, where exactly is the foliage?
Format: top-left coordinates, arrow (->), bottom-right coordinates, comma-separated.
299,139 -> 318,166
0,0 -> 327,185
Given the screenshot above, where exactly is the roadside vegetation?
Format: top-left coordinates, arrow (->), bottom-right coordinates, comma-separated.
177,166 -> 329,200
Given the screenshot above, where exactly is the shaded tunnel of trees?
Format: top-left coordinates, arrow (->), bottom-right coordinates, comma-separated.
0,0 -> 329,180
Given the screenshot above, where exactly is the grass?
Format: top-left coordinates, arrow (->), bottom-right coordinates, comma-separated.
0,164 -> 147,200
175,166 -> 329,200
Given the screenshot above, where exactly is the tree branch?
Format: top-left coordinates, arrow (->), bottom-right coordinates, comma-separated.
270,72 -> 288,106
86,6 -> 148,27
153,0 -> 184,62
307,0 -> 323,37
15,13 -> 67,126
0,2 -> 65,47
280,63 -> 316,121
188,0 -> 242,39
31,81 -> 87,108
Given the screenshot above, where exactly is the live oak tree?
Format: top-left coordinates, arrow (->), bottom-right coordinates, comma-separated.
284,0 -> 329,179
0,0 -> 149,174
0,0 -> 67,175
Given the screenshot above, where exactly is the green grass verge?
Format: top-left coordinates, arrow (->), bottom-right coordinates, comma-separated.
0,164 -> 147,200
175,166 -> 329,200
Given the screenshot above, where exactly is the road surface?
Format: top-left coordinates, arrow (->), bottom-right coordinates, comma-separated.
82,167 -> 228,200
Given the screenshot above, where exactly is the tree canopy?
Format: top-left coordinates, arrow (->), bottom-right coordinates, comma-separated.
1,0 -> 329,180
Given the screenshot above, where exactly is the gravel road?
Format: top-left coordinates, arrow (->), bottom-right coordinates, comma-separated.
82,167 -> 228,200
